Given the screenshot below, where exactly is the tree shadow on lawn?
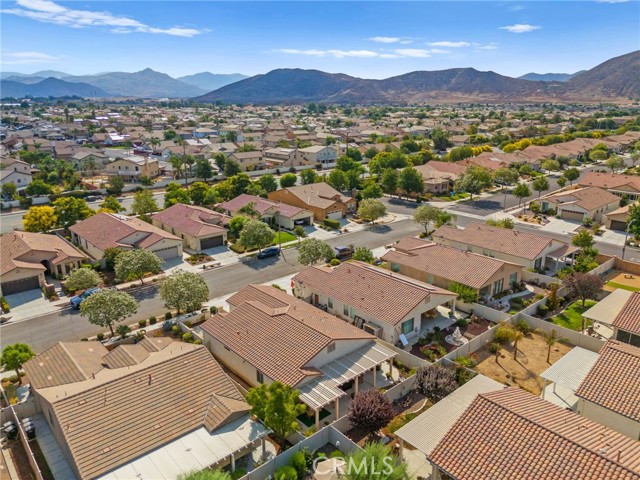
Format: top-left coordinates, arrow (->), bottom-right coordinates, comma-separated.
367,224 -> 392,234
127,284 -> 159,301
455,199 -> 503,211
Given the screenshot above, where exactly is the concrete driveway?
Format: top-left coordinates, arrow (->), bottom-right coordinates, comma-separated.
540,219 -> 582,235
3,290 -> 65,322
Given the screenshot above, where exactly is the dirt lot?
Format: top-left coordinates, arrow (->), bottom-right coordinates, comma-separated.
474,332 -> 572,395
604,271 -> 640,291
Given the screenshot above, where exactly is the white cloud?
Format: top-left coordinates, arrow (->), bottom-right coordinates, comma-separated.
277,49 -> 379,58
499,24 -> 541,33
393,49 -> 431,58
1,0 -> 205,37
596,0 -> 628,3
369,36 -> 401,44
1,51 -> 61,64
475,43 -> 499,50
428,41 -> 471,48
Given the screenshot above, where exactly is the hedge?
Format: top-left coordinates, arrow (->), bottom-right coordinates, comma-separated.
323,218 -> 341,229
49,190 -> 97,201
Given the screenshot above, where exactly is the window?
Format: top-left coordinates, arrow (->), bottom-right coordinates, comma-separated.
428,274 -> 434,284
328,298 -> 333,309
327,343 -> 335,353
509,272 -> 518,287
534,257 -> 543,269
256,370 -> 264,383
343,305 -> 349,316
493,278 -> 504,295
401,318 -> 414,335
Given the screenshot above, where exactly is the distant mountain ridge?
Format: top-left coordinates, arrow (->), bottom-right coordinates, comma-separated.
0,77 -> 108,98
0,70 -> 70,80
518,72 -> 584,82
177,72 -> 248,91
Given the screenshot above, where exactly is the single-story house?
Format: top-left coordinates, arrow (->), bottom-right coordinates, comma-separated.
575,341 -> 640,441
431,222 -> 573,271
414,162 -> 465,194
604,202 -> 638,231
218,193 -> 313,229
0,231 -> 87,295
201,284 -> 397,430
23,339 -> 269,479
268,183 -> 356,221
582,289 -> 640,347
579,172 -> 640,201
541,186 -> 620,222
0,168 -> 32,190
151,203 -> 230,251
292,261 -> 457,346
426,387 -> 640,480
381,237 -> 523,300
70,213 -> 183,261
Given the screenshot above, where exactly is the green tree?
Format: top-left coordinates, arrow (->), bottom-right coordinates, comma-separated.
160,271 -> 209,316
214,153 -> 226,171
342,443 -> 409,480
53,197 -> 94,228
80,289 -> 137,337
100,196 -> 124,213
65,268 -> 101,292
1,182 -> 17,200
239,219 -> 275,252
228,215 -> 249,238
299,169 -> 318,185
361,183 -> 383,199
326,169 -> 347,191
364,146 -> 379,159
164,182 -> 190,207
572,230 -> 595,249
455,165 -> 493,201
413,204 -> 441,234
139,175 -> 154,187
435,210 -> 456,228
297,238 -> 334,266
292,225 -> 306,245
194,159 -> 213,181
556,176 -> 567,188
398,166 -> 424,198
380,169 -> 398,196
103,247 -> 122,271
532,176 -> 550,198
628,203 -> 640,236
131,189 -> 159,217
188,181 -> 210,206
448,282 -> 479,303
23,205 -> 57,232
540,159 -> 560,174
246,382 -> 306,449
114,249 -> 163,285
589,149 -> 607,163
224,159 -> 241,177
357,199 -> 386,224
351,246 -> 375,263
258,174 -> 278,193
238,201 -> 261,219
0,343 -> 35,385
279,173 -> 297,188
605,154 -> 625,173
25,179 -> 53,196
562,167 -> 580,186
430,128 -> 451,151
106,175 -> 125,195
513,183 -> 531,208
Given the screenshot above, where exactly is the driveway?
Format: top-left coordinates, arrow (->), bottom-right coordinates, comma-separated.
3,290 -> 65,322
540,219 -> 582,235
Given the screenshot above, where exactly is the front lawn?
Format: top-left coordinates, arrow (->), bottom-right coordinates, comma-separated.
272,231 -> 296,245
606,281 -> 640,292
549,300 -> 597,331
435,192 -> 469,201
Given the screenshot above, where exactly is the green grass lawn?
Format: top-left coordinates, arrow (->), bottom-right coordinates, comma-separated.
606,281 -> 640,292
272,231 -> 297,245
550,300 -> 597,331
436,192 -> 470,201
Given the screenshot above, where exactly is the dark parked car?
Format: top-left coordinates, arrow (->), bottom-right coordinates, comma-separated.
257,247 -> 281,259
70,287 -> 100,309
333,246 -> 353,260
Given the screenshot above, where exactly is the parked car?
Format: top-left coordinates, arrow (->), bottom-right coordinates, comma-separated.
70,287 -> 101,309
333,246 -> 353,260
257,247 -> 281,259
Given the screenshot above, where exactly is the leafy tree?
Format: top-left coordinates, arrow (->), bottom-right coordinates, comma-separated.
357,199 -> 386,224
139,176 -> 154,187
160,271 -> 209,316
292,225 -> 306,245
430,128 -> 451,151
345,147 -> 362,162
326,169 -> 347,191
194,158 -> 213,181
80,289 -> 137,337
563,167 -> 580,186
556,176 -> 567,188
2,182 -> 18,199
345,170 -> 361,190
188,182 -> 210,206
435,210 -> 456,228
103,247 -> 122,271
65,268 -> 101,292
213,153 -> 226,171
513,183 -> 531,208
239,219 -> 275,252
25,179 -> 53,196
519,164 -> 533,177
414,364 -> 458,402
605,155 -> 625,173
0,343 -> 35,385
342,442 -> 409,480
238,201 -> 261,219
279,173 -> 297,188
565,272 -> 604,331
398,166 -> 424,198
572,230 -> 595,249
258,173 -> 278,193
541,159 -> 560,173
53,197 -> 94,228
380,169 -> 398,196
628,203 -> 640,236
361,183 -> 383,199
413,204 -> 441,234
131,189 -> 159,217
164,182 -> 190,207
299,169 -> 318,185
351,246 -> 375,264
106,175 -> 125,195
297,238 -> 334,266
246,382 -> 306,449
364,146 -> 379,159
336,156 -> 363,173
544,329 -> 559,364
228,215 -> 249,238
114,249 -> 162,285
224,159 -> 241,177
448,282 -> 479,303
494,167 -> 519,187
23,205 -> 57,232
589,149 -> 607,163
532,176 -> 550,198
348,390 -> 394,436
455,165 -> 493,201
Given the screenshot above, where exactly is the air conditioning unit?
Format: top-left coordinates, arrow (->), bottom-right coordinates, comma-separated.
363,323 -> 382,338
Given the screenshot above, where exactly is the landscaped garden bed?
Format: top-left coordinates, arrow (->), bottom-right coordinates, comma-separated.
548,299 -> 596,331
185,253 -> 213,265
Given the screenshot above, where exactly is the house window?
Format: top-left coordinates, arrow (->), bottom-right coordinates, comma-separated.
509,272 -> 518,287
428,274 -> 434,284
328,298 -> 333,309
401,318 -> 414,335
343,305 -> 349,316
327,343 -> 336,353
493,278 -> 504,295
534,257 -> 543,269
256,370 -> 264,384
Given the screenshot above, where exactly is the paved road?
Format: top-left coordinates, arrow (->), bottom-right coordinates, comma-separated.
0,218 -> 420,352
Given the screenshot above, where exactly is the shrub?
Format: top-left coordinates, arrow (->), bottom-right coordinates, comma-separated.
0,297 -> 10,314
456,318 -> 469,327
194,339 -> 202,345
171,325 -> 180,335
493,322 -> 513,343
230,469 -> 246,480
537,304 -> 549,316
414,364 -> 458,402
516,319 -> 531,335
209,305 -> 218,314
448,282 -> 479,304
329,258 -> 341,266
165,312 -> 172,320
323,218 -> 341,229
149,316 -> 157,325
229,243 -> 245,254
19,197 -> 33,209
96,332 -> 105,341
348,390 -> 394,435
182,332 -> 193,343
274,466 -> 297,480
138,319 -> 147,328
290,450 -> 307,478
330,450 -> 344,459
489,342 -> 501,354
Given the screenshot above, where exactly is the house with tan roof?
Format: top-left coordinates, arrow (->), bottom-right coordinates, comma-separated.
605,202 -> 638,231
541,186 -> 620,222
579,172 -> 640,201
431,222 -> 572,271
414,161 -> 465,194
23,339 -> 269,479
70,212 -> 183,261
381,237 -> 523,300
201,284 -> 396,430
582,289 -> 640,347
268,182 -> 356,221
105,156 -> 159,182
292,261 -> 457,346
0,231 -> 86,296
227,151 -> 265,172
576,341 -> 640,440
297,145 -> 338,165
151,203 -> 230,251
218,193 -> 313,230
426,387 -> 640,480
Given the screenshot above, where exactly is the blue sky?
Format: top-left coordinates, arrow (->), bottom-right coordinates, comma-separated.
1,1 -> 639,79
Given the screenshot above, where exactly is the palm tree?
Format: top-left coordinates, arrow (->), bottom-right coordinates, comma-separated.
183,155 -> 195,183
512,329 -> 524,360
83,157 -> 97,176
170,156 -> 185,182
544,329 -> 559,364
149,136 -> 160,153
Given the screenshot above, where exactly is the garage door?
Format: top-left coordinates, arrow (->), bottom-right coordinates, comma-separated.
327,210 -> 343,220
294,216 -> 312,226
200,235 -> 223,249
1,276 -> 40,295
153,246 -> 179,260
561,210 -> 584,221
609,220 -> 627,231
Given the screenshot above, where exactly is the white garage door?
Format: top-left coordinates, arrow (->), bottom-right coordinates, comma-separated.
153,246 -> 179,260
327,210 -> 343,220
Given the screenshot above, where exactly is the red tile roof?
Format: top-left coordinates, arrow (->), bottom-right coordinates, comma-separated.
612,292 -> 640,335
579,172 -> 640,193
151,203 -> 229,238
218,193 -> 307,218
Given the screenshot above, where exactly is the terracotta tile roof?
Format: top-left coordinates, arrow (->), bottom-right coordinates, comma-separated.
35,342 -> 249,480
151,203 -> 229,238
201,284 -> 373,386
545,186 -> 620,212
576,341 -> 640,422
218,193 -> 307,218
612,292 -> 640,335
0,231 -> 86,276
382,238 -> 520,289
69,213 -> 180,252
428,388 -> 640,480
579,172 -> 640,193
432,223 -> 555,261
416,161 -> 465,177
274,183 -> 353,210
293,261 -> 455,326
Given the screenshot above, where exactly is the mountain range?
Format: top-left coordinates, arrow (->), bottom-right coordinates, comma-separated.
518,72 -> 585,82
0,78 -> 109,98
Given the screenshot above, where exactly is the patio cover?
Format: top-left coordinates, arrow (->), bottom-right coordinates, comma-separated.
298,342 -> 397,410
546,244 -> 580,259
582,289 -> 633,325
540,346 -> 600,391
97,415 -> 270,480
